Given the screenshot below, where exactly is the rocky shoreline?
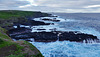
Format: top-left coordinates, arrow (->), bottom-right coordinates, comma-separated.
9,28 -> 99,43
1,10 -> 99,57
8,15 -> 100,43
0,10 -> 53,57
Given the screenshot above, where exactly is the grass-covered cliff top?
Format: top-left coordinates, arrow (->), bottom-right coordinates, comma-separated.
0,10 -> 50,19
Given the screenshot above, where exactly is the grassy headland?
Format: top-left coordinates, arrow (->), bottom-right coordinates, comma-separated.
0,10 -> 49,19
0,10 -> 50,57
0,27 -> 43,57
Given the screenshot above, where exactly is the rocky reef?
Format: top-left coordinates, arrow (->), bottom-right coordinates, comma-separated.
8,15 -> 99,43
9,28 -> 99,43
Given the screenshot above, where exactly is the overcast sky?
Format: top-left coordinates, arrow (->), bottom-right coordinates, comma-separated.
0,0 -> 100,13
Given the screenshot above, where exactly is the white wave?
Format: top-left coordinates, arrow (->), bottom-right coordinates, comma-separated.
13,26 -> 17,28
33,16 -> 66,22
20,25 -> 30,28
31,25 -> 65,32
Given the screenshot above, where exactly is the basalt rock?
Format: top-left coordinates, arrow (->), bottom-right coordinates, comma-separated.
42,18 -> 60,22
32,32 -> 58,42
8,27 -> 32,35
11,33 -> 34,40
9,29 -> 99,42
18,20 -> 52,26
37,29 -> 46,30
32,31 -> 98,42
30,20 -> 51,26
59,32 -> 98,42
13,20 -> 52,26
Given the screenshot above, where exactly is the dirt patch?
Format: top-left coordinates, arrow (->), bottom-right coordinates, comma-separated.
15,41 -> 40,56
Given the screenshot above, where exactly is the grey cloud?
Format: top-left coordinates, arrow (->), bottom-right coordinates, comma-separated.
36,0 -> 100,8
0,0 -> 30,9
0,0 -> 100,13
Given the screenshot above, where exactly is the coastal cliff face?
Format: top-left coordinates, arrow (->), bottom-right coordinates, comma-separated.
0,10 -> 51,57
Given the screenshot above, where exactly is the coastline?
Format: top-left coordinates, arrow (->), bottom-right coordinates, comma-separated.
0,10 -> 51,57
0,10 -> 100,57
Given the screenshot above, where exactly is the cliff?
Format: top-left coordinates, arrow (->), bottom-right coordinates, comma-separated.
0,10 -> 51,57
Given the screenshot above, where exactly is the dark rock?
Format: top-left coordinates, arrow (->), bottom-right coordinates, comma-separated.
20,20 -> 51,26
37,29 -> 46,30
8,27 -> 32,35
30,20 -> 51,26
33,32 -> 58,42
59,32 -> 98,42
42,18 -> 60,22
9,28 -> 98,42
32,31 -> 98,42
10,32 -> 35,41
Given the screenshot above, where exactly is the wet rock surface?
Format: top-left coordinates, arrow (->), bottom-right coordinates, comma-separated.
9,27 -> 31,35
9,28 -> 98,42
59,31 -> 98,42
9,16 -> 99,43
37,29 -> 46,30
42,18 -> 60,22
29,20 -> 51,26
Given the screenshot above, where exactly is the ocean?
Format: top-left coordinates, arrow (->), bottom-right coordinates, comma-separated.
29,13 -> 100,57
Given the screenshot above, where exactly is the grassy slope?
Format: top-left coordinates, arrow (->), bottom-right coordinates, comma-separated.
0,27 -> 43,57
0,10 -> 47,19
0,10 -> 36,23
0,10 -> 45,57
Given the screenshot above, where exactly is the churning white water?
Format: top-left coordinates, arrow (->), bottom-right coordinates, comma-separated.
30,13 -> 100,57
30,41 -> 100,57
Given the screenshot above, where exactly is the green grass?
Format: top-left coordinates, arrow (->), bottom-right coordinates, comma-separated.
0,27 -> 24,56
13,43 -> 24,55
0,27 -> 7,33
0,39 -> 3,44
0,10 -> 48,19
0,40 -> 12,48
0,10 -> 50,27
0,27 -> 11,41
0,10 -> 50,19
0,39 -> 25,57
0,32 -> 11,40
0,10 -> 33,19
0,27 -> 44,57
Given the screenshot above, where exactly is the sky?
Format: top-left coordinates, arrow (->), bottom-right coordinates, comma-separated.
0,0 -> 100,13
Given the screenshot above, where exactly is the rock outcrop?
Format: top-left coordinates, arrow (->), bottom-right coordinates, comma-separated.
9,28 -> 99,42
